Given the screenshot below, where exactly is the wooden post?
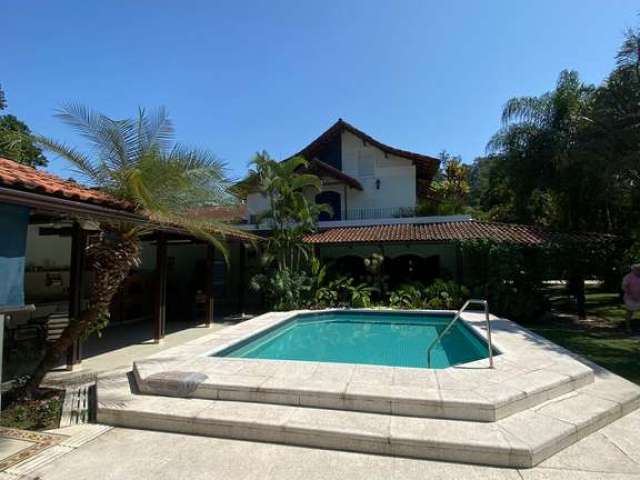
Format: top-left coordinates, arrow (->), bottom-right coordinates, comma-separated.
153,233 -> 167,342
66,222 -> 86,370
205,244 -> 215,327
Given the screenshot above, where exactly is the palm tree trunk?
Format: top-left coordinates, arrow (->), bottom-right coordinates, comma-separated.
23,227 -> 140,396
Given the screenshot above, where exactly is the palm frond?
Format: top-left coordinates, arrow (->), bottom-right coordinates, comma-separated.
501,96 -> 550,126
135,106 -> 174,156
55,103 -> 137,171
34,135 -> 104,184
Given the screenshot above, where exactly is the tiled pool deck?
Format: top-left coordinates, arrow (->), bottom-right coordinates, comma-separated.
96,309 -> 640,469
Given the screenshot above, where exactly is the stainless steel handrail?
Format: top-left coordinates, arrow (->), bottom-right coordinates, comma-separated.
426,299 -> 494,369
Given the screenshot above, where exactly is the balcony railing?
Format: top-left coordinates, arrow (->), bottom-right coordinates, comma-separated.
248,206 -> 417,225
341,206 -> 417,221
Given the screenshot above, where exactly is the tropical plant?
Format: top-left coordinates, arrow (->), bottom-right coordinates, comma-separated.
25,104 -> 240,394
389,280 -> 468,310
247,152 -> 331,309
327,276 -> 373,308
418,151 -> 471,216
389,282 -> 425,309
250,269 -> 313,311
363,252 -> 388,298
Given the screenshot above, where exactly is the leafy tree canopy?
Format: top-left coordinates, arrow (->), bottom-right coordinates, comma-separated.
0,83 -> 48,167
469,23 -> 640,238
0,115 -> 48,167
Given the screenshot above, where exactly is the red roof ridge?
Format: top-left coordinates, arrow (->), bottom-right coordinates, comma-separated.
294,119 -> 440,165
0,156 -> 134,211
303,218 -> 613,245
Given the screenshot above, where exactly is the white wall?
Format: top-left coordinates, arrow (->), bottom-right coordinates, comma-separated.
246,192 -> 270,221
25,225 -> 71,269
243,129 -> 418,222
341,130 -> 416,212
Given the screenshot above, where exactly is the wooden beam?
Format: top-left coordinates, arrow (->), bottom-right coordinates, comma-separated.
205,245 -> 215,327
66,222 -> 86,369
153,233 -> 167,342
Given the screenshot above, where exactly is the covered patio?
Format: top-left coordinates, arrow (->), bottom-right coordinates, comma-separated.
0,157 -> 256,384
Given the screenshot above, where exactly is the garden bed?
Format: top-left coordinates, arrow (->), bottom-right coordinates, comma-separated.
0,388 -> 63,431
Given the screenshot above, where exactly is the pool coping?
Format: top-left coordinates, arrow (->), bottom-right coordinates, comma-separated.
132,309 -> 595,422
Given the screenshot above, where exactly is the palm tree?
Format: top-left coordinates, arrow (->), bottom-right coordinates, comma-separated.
247,152 -> 329,270
25,104 -> 241,394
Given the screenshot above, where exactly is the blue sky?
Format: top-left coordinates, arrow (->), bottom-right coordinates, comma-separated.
2,1 -> 638,181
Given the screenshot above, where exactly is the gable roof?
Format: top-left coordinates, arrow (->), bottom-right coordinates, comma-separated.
0,157 -> 134,211
293,119 -> 440,183
303,220 -> 614,246
306,159 -> 363,190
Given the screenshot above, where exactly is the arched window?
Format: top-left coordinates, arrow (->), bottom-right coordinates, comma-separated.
315,191 -> 341,221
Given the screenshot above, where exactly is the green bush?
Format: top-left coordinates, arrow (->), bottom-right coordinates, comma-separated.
250,268 -> 313,311
460,240 -> 548,321
313,276 -> 373,309
389,279 -> 469,310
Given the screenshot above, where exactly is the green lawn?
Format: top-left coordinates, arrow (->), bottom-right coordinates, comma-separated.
526,289 -> 640,385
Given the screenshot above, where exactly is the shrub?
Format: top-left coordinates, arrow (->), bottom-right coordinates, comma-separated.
459,240 -> 548,321
388,279 -> 469,310
315,276 -> 373,309
250,268 -> 313,311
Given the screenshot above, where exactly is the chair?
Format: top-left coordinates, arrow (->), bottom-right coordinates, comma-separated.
44,312 -> 70,344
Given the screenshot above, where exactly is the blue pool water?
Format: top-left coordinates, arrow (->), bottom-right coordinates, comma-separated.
215,311 -> 491,368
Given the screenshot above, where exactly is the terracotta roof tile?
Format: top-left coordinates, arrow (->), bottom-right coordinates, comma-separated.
303,220 -> 613,246
0,157 -> 134,210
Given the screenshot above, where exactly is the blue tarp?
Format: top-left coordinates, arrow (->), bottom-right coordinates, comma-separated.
0,203 -> 30,307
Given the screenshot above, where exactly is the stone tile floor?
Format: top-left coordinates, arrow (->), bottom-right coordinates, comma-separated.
43,320 -> 231,386
8,409 -> 640,480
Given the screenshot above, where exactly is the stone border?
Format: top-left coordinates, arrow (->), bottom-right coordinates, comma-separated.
132,309 -> 595,422
0,427 -> 67,471
97,365 -> 640,468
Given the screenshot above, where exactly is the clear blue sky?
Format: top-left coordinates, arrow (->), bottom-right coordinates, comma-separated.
2,1 -> 638,181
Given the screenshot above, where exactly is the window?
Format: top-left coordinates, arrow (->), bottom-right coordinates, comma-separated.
315,191 -> 342,221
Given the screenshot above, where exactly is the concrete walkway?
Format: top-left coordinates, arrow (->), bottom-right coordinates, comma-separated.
8,409 -> 640,479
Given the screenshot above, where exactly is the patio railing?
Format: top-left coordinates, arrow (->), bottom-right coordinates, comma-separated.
248,206 -> 417,225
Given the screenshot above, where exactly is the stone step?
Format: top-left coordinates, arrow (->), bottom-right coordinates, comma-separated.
133,356 -> 595,422
97,370 -> 640,468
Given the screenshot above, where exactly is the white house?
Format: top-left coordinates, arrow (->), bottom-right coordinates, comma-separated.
238,119 -> 611,287
245,119 -> 439,225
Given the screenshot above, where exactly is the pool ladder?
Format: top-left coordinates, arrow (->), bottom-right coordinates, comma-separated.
425,299 -> 494,369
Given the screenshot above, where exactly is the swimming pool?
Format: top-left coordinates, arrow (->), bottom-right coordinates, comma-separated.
215,311 -> 491,369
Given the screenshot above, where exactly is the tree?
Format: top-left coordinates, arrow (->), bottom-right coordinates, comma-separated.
418,151 -> 471,215
0,84 -> 6,110
0,83 -> 48,167
24,104 -> 240,393
247,152 -> 330,309
0,115 -> 48,167
485,70 -> 605,231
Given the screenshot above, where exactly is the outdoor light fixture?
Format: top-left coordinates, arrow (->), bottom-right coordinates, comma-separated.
376,179 -> 381,190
